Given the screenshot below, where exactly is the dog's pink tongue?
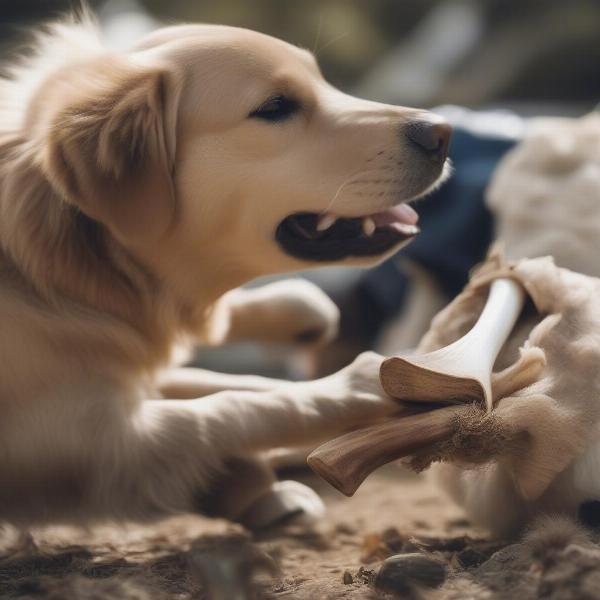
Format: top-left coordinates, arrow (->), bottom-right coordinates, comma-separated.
372,204 -> 419,227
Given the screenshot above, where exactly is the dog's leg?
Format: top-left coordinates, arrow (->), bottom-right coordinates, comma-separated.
156,367 -> 288,399
204,279 -> 339,347
87,353 -> 396,524
157,368 -> 330,487
146,353 -> 394,454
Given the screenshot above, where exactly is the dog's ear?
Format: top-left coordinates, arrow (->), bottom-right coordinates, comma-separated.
43,58 -> 178,243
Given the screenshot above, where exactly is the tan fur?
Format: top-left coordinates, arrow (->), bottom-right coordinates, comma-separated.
0,17 -> 448,526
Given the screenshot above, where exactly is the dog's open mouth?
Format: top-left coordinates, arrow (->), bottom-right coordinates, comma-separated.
275,204 -> 419,261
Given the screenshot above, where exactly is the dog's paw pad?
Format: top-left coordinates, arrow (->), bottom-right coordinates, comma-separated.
239,480 -> 325,530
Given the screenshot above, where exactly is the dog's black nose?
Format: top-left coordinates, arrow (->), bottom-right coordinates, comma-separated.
405,119 -> 452,162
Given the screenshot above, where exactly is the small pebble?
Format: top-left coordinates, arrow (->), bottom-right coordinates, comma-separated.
375,553 -> 447,595
342,570 -> 353,585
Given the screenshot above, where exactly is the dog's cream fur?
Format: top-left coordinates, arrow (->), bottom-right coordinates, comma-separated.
0,17 -> 448,526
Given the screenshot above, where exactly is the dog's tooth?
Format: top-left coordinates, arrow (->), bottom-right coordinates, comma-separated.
362,217 -> 376,237
391,222 -> 420,235
316,213 -> 337,231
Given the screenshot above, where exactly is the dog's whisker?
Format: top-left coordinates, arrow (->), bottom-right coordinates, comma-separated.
312,14 -> 324,55
320,167 -> 395,215
313,30 -> 351,57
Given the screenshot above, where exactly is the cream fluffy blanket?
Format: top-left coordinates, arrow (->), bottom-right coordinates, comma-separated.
419,252 -> 600,536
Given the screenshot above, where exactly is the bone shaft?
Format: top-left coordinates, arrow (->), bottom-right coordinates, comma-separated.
307,406 -> 464,496
467,278 -> 526,371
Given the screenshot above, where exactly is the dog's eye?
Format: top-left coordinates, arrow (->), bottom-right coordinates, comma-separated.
249,95 -> 300,122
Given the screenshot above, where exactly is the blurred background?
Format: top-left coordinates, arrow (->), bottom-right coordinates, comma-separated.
3,0 -> 600,110
3,0 -> 599,377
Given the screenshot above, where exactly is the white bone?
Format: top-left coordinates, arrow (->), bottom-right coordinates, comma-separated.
381,278 -> 526,411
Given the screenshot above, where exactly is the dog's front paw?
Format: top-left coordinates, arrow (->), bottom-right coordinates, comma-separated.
239,480 -> 325,530
244,279 -> 340,346
205,279 -> 339,347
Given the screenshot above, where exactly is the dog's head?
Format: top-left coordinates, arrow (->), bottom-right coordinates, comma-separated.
36,24 -> 451,301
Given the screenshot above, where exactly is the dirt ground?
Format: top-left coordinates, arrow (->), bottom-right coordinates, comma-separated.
1,465 -> 600,600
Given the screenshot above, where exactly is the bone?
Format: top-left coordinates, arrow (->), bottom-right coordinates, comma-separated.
308,278 -> 531,496
380,278 -> 526,412
307,405 -> 466,496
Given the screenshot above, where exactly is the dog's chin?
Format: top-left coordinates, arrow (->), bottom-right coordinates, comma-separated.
275,161 -> 451,263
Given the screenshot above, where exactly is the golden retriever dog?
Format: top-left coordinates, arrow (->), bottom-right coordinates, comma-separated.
0,17 -> 450,529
